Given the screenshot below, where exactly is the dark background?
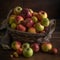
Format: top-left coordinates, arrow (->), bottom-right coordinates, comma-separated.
0,0 -> 60,31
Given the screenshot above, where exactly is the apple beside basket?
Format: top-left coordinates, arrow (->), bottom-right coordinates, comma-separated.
7,9 -> 56,43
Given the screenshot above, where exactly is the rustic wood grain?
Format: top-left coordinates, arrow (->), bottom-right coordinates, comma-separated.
0,32 -> 60,60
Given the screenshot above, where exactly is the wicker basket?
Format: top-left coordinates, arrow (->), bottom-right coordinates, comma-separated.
7,10 -> 56,43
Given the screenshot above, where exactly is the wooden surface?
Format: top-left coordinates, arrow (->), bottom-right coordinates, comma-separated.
0,32 -> 60,60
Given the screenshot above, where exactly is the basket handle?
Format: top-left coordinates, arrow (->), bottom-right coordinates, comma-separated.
49,19 -> 56,35
7,9 -> 12,21
37,19 -> 56,43
43,19 -> 56,42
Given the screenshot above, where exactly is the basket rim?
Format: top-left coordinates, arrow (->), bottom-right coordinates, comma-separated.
7,26 -> 48,37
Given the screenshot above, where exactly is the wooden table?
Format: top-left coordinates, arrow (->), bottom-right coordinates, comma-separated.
0,32 -> 60,60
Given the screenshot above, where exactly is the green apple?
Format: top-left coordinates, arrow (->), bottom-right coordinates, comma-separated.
35,23 -> 44,32
23,48 -> 33,57
22,43 -> 30,50
41,42 -> 52,52
14,6 -> 22,15
11,23 -> 17,29
8,15 -> 16,24
32,16 -> 38,23
41,18 -> 50,27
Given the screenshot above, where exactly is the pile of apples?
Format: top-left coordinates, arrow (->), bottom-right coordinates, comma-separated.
8,6 -> 50,33
10,41 -> 58,58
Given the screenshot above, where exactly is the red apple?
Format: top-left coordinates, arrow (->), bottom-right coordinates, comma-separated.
17,24 -> 26,32
20,8 -> 32,18
28,27 -> 36,34
15,16 -> 24,24
51,48 -> 58,54
11,41 -> 21,50
31,43 -> 40,52
25,18 -> 34,28
41,42 -> 52,52
16,48 -> 23,55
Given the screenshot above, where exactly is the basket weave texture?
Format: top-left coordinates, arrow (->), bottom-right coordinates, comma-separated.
7,10 -> 56,43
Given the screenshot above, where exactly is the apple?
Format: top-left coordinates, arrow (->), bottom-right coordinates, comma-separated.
16,48 -> 23,55
11,23 -> 17,29
15,15 -> 24,24
23,48 -> 33,57
31,43 -> 40,52
51,48 -> 58,54
20,8 -> 32,18
17,24 -> 26,32
28,27 -> 36,34
13,6 -> 22,15
32,12 -> 38,17
34,23 -> 44,32
41,42 -> 52,52
11,41 -> 21,50
29,9 -> 33,14
39,11 -> 48,19
32,16 -> 38,23
13,52 -> 19,58
8,15 -> 16,24
22,43 -> 30,50
25,18 -> 34,28
41,18 -> 50,27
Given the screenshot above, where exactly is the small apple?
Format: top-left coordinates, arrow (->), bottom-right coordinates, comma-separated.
31,43 -> 40,52
11,41 -> 21,50
15,15 -> 24,24
25,18 -> 34,28
17,24 -> 26,32
41,18 -> 50,27
32,16 -> 38,23
34,23 -> 44,32
28,27 -> 36,34
13,6 -> 22,15
8,15 -> 16,24
22,43 -> 30,50
11,23 -> 17,29
13,52 -> 19,58
16,48 -> 23,55
39,11 -> 48,19
29,9 -> 33,14
51,48 -> 58,54
23,48 -> 33,57
41,42 -> 52,52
